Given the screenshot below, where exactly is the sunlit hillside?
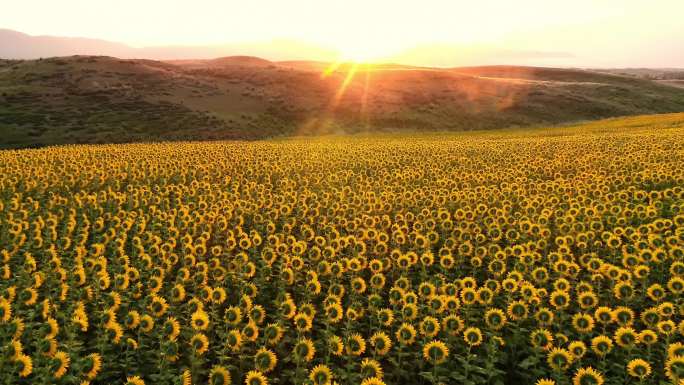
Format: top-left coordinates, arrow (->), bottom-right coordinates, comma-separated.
2,56 -> 684,148
1,114 -> 683,384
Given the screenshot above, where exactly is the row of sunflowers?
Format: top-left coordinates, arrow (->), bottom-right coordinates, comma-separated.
1,117 -> 684,384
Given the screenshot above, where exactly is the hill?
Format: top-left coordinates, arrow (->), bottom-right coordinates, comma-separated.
2,56 -> 684,148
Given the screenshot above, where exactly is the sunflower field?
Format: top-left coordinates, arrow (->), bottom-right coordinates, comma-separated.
1,114 -> 684,385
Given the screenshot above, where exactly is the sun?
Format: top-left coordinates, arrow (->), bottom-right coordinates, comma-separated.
333,40 -> 399,63
338,47 -> 383,63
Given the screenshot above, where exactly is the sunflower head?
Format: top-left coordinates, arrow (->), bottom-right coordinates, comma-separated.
309,364 -> 333,385
614,327 -> 637,348
245,370 -> 268,385
590,335 -> 613,356
369,331 -> 392,356
396,323 -> 416,346
626,359 -> 651,379
572,367 -> 604,385
485,308 -> 507,330
293,338 -> 316,362
226,329 -> 243,352
360,358 -> 384,378
209,365 -> 231,385
345,333 -> 366,356
547,348 -> 573,371
190,333 -> 209,355
254,348 -> 277,373
422,340 -> 449,364
463,327 -> 483,347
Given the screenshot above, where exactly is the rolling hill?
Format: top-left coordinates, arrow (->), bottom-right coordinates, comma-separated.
2,55 -> 684,148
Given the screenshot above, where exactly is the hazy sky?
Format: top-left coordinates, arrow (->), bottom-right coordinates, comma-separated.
2,0 -> 683,66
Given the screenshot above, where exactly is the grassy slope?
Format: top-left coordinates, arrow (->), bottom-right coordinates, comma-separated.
1,56 -> 684,148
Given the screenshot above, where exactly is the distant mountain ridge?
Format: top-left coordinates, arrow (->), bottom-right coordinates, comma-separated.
0,29 -> 339,61
7,28 -> 680,69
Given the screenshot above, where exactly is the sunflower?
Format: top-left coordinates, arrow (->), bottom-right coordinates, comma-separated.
39,337 -> 57,357
658,320 -> 677,336
590,335 -> 613,356
506,300 -> 529,321
264,323 -> 284,346
377,308 -> 394,326
577,291 -> 598,310
309,364 -> 333,385
328,335 -> 344,356
191,309 -> 210,331
254,348 -> 277,373
209,365 -> 231,385
419,316 -> 440,338
594,307 -> 614,325
484,308 -> 507,330
125,310 -> 141,330
346,333 -> 366,356
546,348 -> 572,371
614,327 -> 637,348
568,341 -> 587,359
549,290 -> 570,310
212,287 -> 227,304
463,327 -> 483,347
360,377 -> 386,385
396,323 -> 417,345
640,307 -> 660,327
84,353 -> 102,380
401,303 -> 418,321
294,338 -> 316,362
626,358 -> 651,379
294,313 -> 313,332
0,299 -> 11,322
646,283 -> 666,301
164,317 -> 181,340
360,358 -> 384,378
249,305 -> 266,324
226,329 -> 243,352
171,284 -> 186,302
280,298 -> 296,319
139,314 -> 154,332
535,379 -> 556,385
369,331 -> 392,356
149,295 -> 168,318
244,370 -> 269,385
572,367 -> 604,385
105,321 -> 123,344
190,333 -> 209,355
46,317 -> 59,338
571,313 -> 595,334
225,306 -> 243,327
53,350 -> 70,378
613,281 -> 634,300
16,353 -> 32,378
638,329 -> 657,345
612,306 -> 635,326
21,287 -> 38,306
423,340 -> 449,364
669,343 -> 684,359
666,355 -> 684,382
530,329 -> 554,351
181,369 -> 192,385
9,339 -> 23,359
161,340 -> 179,362
242,321 -> 259,342
442,314 -> 465,337
126,376 -> 146,385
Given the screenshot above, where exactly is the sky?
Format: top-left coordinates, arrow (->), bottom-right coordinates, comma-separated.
2,0 -> 683,67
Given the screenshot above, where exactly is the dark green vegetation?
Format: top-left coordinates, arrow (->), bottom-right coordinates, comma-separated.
2,56 -> 684,148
